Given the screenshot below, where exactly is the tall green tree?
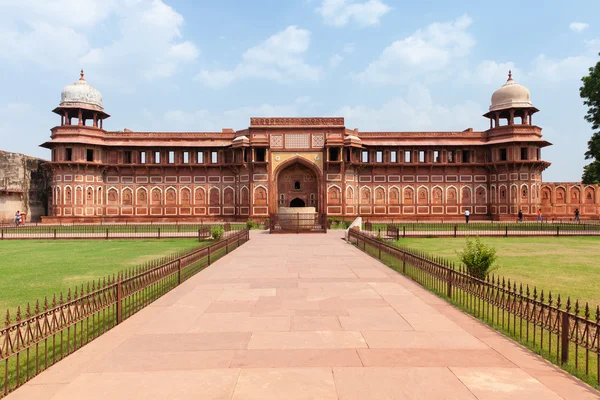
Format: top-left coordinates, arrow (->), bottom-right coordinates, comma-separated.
580,53 -> 600,184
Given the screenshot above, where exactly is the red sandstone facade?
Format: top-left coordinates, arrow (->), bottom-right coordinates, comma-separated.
41,71 -> 600,222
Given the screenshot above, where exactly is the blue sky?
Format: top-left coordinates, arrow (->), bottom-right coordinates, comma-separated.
0,0 -> 599,181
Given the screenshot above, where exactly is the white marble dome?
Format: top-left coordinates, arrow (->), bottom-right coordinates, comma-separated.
489,71 -> 533,112
59,70 -> 104,111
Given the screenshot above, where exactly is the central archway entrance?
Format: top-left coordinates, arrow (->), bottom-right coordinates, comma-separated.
275,159 -> 320,213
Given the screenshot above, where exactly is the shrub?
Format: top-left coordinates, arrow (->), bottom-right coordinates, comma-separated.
342,220 -> 351,229
264,218 -> 270,229
455,236 -> 497,280
246,219 -> 258,230
210,225 -> 224,240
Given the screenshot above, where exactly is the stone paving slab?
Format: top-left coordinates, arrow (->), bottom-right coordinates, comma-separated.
8,230 -> 600,399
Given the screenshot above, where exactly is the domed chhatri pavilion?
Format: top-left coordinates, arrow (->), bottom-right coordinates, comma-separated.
41,70 -> 600,222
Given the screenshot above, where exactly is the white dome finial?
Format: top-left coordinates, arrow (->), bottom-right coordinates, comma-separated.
489,71 -> 533,112
59,69 -> 104,112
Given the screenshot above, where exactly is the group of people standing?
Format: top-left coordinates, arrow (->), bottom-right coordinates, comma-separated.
463,208 -> 582,223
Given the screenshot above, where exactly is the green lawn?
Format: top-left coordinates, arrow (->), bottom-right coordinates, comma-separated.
394,237 -> 600,308
0,239 -> 204,313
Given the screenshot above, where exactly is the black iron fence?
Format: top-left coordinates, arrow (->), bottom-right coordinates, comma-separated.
0,222 -> 244,240
269,213 -> 327,233
348,228 -> 600,389
0,229 -> 250,397
361,221 -> 600,238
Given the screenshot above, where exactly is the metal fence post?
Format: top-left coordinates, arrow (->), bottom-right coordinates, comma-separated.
447,268 -> 453,298
505,225 -> 508,237
378,240 -> 381,259
198,229 -> 201,242
454,224 -> 457,238
158,227 -> 161,239
207,245 -> 211,265
561,310 -> 569,364
54,228 -> 57,239
116,275 -> 122,324
226,237 -> 229,254
403,226 -> 406,238
177,259 -> 182,285
557,226 -> 560,237
106,228 -> 109,240
402,252 -> 406,274
1,229 -> 3,240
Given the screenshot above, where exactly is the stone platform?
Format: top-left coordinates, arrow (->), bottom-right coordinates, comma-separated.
8,230 -> 600,399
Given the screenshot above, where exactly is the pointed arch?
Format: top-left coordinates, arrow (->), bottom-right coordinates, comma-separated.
254,184 -> 268,206
432,186 -> 443,204
360,186 -> 371,204
194,186 -> 206,205
75,185 -> 83,205
389,186 -> 400,205
240,186 -> 249,205
85,185 -> 94,205
181,186 -> 191,206
461,186 -> 472,205
475,184 -> 487,204
403,186 -> 415,205
107,186 -> 119,205
209,186 -> 220,206
570,186 -> 581,203
136,187 -> 148,205
328,184 -> 342,205
417,185 -> 428,204
346,186 -> 354,204
223,186 -> 235,205
446,186 -> 457,205
121,187 -> 133,206
151,186 -> 162,205
374,186 -> 386,204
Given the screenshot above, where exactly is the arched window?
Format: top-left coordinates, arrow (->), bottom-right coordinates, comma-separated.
294,181 -> 301,190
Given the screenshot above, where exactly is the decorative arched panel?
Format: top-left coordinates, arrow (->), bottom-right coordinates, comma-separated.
107,188 -> 118,205
65,186 -> 72,205
254,186 -> 267,206
432,187 -> 443,205
461,187 -> 472,205
96,187 -> 102,205
240,186 -> 249,205
447,187 -> 457,205
475,186 -> 487,204
417,187 -> 428,204
86,186 -> 94,205
223,187 -> 235,205
584,187 -> 596,204
181,188 -> 191,206
541,187 -> 551,205
151,188 -> 162,205
490,185 -> 497,204
570,187 -> 581,203
556,187 -> 566,204
328,186 -> 341,205
122,188 -> 133,206
346,186 -> 354,204
165,187 -> 177,205
209,187 -> 220,206
374,187 -> 385,204
75,186 -> 83,205
195,187 -> 206,205
499,185 -> 507,203
520,185 -> 528,203
403,187 -> 414,205
360,187 -> 371,204
389,187 -> 400,205
137,187 -> 148,205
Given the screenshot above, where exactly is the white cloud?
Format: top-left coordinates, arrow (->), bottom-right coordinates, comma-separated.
355,15 -> 475,85
569,22 -> 589,33
0,0 -> 199,83
475,60 -> 518,84
330,54 -> 343,68
340,84 -> 484,131
196,26 -> 322,89
316,0 -> 390,27
532,54 -> 593,81
343,43 -> 355,53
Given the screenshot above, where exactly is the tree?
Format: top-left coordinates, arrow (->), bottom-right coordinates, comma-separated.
580,53 -> 600,184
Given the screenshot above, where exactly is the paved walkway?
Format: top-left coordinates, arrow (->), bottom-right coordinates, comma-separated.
9,231 -> 600,399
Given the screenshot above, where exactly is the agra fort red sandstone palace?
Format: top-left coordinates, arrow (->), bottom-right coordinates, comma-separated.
41,70 -> 600,223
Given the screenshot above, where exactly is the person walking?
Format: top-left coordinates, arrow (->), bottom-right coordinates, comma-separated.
14,210 -> 21,227
464,209 -> 470,224
537,208 -> 543,222
574,208 -> 580,223
517,209 -> 523,222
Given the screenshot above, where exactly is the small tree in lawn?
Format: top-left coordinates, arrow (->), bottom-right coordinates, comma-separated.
210,225 -> 224,240
456,236 -> 497,279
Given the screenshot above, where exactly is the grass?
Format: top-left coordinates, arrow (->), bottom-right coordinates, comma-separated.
393,236 -> 600,310
0,239 -> 205,313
